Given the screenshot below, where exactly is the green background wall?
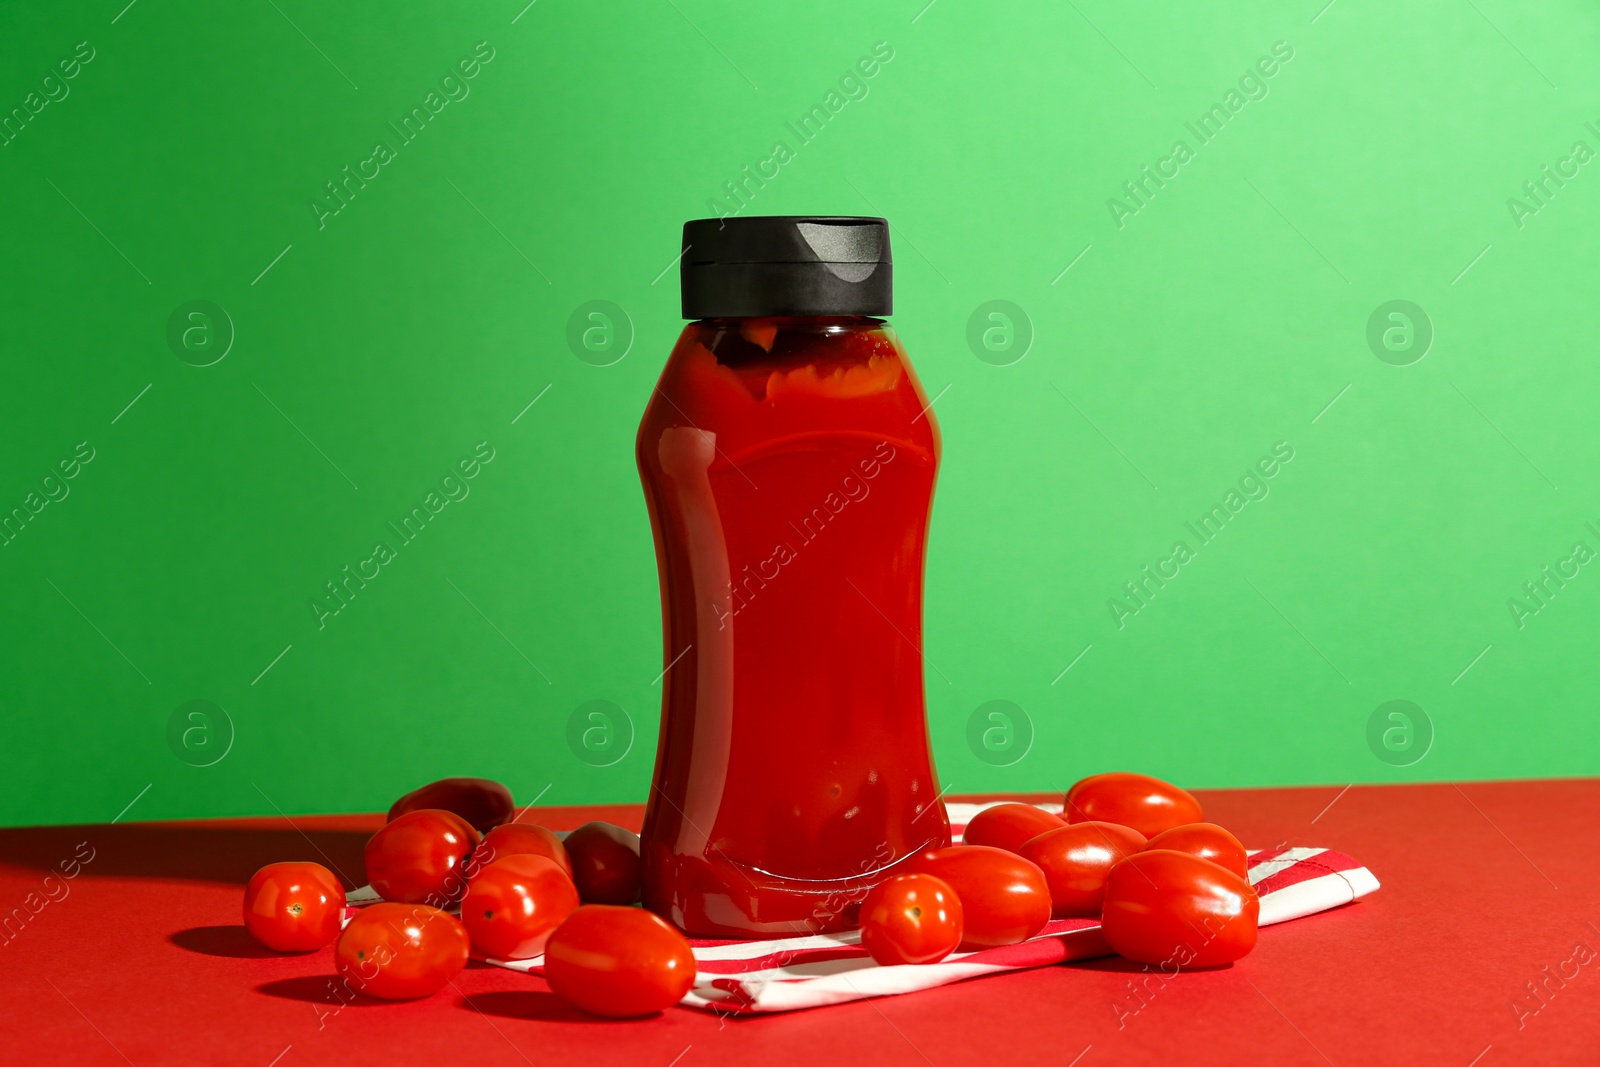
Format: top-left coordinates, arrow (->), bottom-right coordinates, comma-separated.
3,0 -> 1597,828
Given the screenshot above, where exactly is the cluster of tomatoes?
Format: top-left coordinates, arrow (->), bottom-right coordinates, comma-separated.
860,772 -> 1259,969
241,777 -> 695,1017
240,770 -> 1254,1018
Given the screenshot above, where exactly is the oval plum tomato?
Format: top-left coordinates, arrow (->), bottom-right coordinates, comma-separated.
1019,821 -> 1147,917
1100,850 -> 1259,967
905,846 -> 1050,948
243,862 -> 346,952
563,822 -> 642,905
960,803 -> 1065,854
1144,822 -> 1250,880
388,777 -> 514,833
544,905 -> 697,1017
365,809 -> 480,906
1063,772 -> 1203,838
460,855 -> 579,960
859,874 -> 964,965
468,823 -> 572,881
335,903 -> 470,1000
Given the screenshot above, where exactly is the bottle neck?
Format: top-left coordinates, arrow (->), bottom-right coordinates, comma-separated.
690,315 -> 885,328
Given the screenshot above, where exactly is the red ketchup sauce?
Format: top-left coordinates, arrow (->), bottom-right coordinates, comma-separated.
637,307 -> 950,938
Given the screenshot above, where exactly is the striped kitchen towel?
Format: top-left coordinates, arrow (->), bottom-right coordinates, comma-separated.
351,801 -> 1380,1015
490,801 -> 1381,1014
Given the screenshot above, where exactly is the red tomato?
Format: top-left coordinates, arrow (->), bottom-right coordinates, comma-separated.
335,903 -> 470,1000
1018,821 -> 1147,917
365,809 -> 480,906
242,862 -> 345,952
1063,772 -> 1203,838
544,905 -> 697,1017
563,821 -> 642,905
1100,850 -> 1259,967
859,874 -> 964,965
460,855 -> 579,960
468,823 -> 572,881
388,777 -> 514,833
1144,822 -> 1250,879
960,803 -> 1065,854
905,846 -> 1050,948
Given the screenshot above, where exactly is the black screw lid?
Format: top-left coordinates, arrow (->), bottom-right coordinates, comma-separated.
680,216 -> 892,319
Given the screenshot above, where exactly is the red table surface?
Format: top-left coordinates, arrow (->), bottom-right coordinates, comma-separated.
2,782 -> 1597,1066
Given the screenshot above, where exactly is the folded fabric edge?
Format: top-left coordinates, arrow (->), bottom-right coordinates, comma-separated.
678,862 -> 1381,1015
685,927 -> 1114,1014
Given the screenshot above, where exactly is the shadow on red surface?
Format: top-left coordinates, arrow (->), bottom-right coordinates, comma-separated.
1066,953 -> 1237,974
460,990 -> 616,1024
0,804 -> 645,889
170,924 -> 293,959
0,823 -> 371,887
255,975 -> 391,1006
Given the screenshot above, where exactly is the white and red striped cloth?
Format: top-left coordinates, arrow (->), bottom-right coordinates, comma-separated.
349,801 -> 1380,1015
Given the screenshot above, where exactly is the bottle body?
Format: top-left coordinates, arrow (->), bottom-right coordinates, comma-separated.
636,316 -> 949,938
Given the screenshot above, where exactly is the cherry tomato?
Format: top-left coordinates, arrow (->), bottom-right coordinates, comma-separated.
460,855 -> 579,960
563,821 -> 642,905
1063,772 -> 1203,838
960,803 -> 1065,854
335,903 -> 470,1000
1018,821 -> 1147,917
1100,850 -> 1259,967
365,809 -> 480,906
859,874 -> 964,965
242,862 -> 345,952
468,823 -> 572,881
544,905 -> 697,1017
905,846 -> 1050,948
1144,822 -> 1250,879
388,777 -> 514,833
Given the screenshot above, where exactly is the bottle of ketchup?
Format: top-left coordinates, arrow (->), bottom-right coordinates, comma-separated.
637,216 -> 950,938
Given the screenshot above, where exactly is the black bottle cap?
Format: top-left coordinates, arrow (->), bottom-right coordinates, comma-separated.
680,216 -> 892,319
